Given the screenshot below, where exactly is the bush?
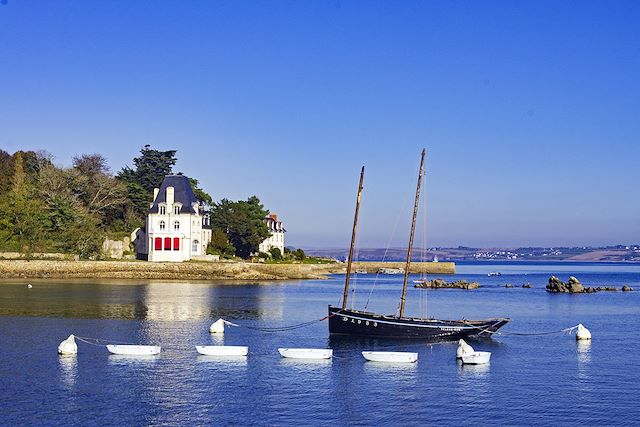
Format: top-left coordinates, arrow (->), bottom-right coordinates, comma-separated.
269,247 -> 282,260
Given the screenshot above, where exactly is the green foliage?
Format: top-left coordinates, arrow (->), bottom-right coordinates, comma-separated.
269,247 -> 282,260
292,248 -> 306,260
189,177 -> 213,209
207,228 -> 236,257
211,196 -> 270,259
117,145 -> 177,225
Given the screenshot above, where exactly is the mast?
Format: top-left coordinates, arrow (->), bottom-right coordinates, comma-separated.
342,166 -> 365,310
399,148 -> 426,318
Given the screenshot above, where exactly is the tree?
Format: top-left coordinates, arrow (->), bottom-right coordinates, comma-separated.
211,196 -> 270,259
0,152 -> 48,255
71,154 -> 127,221
207,228 -> 236,257
118,145 -> 177,193
117,145 -> 178,226
189,177 -> 213,209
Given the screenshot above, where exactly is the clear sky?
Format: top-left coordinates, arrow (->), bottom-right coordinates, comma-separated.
1,1 -> 639,248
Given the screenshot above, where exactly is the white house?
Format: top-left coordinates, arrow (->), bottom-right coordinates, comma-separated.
135,175 -> 212,262
258,213 -> 286,255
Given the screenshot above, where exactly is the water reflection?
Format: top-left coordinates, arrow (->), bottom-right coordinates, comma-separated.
58,355 -> 77,388
279,358 -> 332,370
197,355 -> 248,367
0,280 -> 282,321
577,340 -> 592,364
363,360 -> 418,373
108,355 -> 159,365
457,360 -> 491,377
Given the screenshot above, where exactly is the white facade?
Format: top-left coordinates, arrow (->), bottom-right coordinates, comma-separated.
258,214 -> 286,255
136,175 -> 212,262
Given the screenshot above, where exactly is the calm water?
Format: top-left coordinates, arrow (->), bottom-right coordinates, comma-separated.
1,263 -> 639,426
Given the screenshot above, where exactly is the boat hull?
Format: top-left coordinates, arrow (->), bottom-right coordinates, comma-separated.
328,305 -> 509,340
106,345 -> 161,356
278,348 -> 333,359
362,351 -> 418,363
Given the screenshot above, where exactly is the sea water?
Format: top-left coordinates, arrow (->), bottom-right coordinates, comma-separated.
0,262 -> 639,426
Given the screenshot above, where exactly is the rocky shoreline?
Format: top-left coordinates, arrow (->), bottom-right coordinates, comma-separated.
0,260 -> 453,281
414,278 -> 480,290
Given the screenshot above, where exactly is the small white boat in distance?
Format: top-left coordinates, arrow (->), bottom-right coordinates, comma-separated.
106,345 -> 161,356
362,351 -> 418,363
461,351 -> 491,365
196,345 -> 248,356
278,348 -> 333,359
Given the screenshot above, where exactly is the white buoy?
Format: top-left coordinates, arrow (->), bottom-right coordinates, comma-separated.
456,339 -> 475,358
58,335 -> 78,355
209,319 -> 225,334
576,323 -> 592,340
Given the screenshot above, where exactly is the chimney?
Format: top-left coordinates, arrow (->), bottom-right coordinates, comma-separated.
166,186 -> 174,206
153,188 -> 159,201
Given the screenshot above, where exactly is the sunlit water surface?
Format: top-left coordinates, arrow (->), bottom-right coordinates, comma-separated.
1,262 -> 639,425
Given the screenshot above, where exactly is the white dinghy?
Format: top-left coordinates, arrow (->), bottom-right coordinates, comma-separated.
278,348 -> 333,359
106,345 -> 161,356
195,345 -> 248,357
362,351 -> 418,363
461,351 -> 491,365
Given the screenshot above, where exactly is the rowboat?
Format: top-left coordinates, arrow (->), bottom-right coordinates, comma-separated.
278,348 -> 333,359
461,351 -> 491,365
195,345 -> 248,356
362,351 -> 418,363
106,345 -> 161,356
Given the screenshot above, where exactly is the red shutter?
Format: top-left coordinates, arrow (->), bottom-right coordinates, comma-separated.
154,237 -> 162,251
164,237 -> 172,251
173,238 -> 180,251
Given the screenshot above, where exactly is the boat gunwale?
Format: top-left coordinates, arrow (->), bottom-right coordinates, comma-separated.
329,305 -> 510,327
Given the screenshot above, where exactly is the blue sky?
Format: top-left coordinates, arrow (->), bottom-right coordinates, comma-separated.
1,1 -> 639,248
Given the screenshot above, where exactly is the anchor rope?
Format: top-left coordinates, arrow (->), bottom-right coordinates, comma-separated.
221,314 -> 334,333
478,325 -> 580,337
74,335 -> 160,347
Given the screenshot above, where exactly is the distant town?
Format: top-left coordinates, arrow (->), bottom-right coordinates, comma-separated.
305,245 -> 640,262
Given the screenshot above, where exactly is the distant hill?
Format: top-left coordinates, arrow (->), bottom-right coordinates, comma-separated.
304,245 -> 640,262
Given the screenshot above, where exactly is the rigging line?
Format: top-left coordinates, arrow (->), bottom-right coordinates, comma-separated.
351,191 -> 364,311
364,174 -> 415,311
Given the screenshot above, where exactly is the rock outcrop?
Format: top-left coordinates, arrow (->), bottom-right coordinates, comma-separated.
622,285 -> 633,292
414,278 -> 480,290
546,276 -> 625,293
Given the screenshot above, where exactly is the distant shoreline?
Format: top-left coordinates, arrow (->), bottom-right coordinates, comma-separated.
0,260 -> 454,281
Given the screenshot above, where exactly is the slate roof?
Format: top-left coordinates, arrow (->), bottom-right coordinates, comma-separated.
149,175 -> 199,214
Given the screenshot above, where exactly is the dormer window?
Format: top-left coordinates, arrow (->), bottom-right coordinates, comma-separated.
173,204 -> 181,215
159,220 -> 166,231
174,221 -> 180,231
159,205 -> 166,215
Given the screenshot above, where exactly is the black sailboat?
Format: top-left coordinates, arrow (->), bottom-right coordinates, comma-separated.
328,149 -> 510,340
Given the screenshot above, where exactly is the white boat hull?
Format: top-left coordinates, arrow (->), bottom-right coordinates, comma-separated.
106,345 -> 161,356
461,351 -> 491,365
278,348 -> 333,359
362,351 -> 418,363
196,345 -> 248,356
